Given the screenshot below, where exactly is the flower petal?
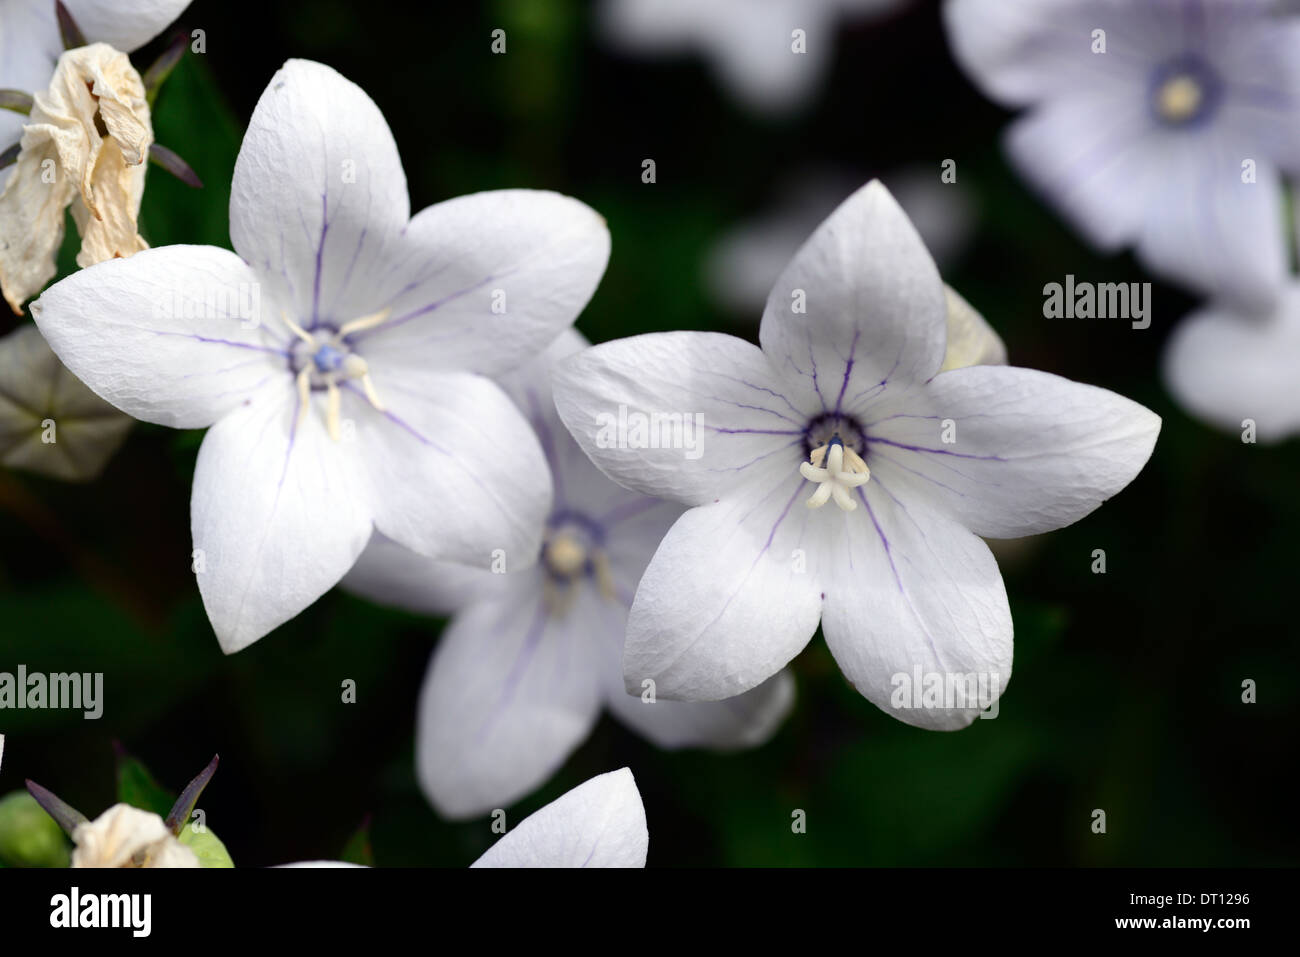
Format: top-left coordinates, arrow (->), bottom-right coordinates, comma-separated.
623,473 -> 824,701
862,364 -> 1160,539
553,330 -> 806,506
416,572 -> 605,819
758,181 -> 948,416
31,246 -> 283,428
605,666 -> 795,750
342,534 -> 503,616
943,0 -> 1127,107
61,0 -> 192,54
229,59 -> 409,326
470,767 -> 647,868
821,485 -> 1012,731
939,285 -> 1006,371
191,383 -> 371,653
1163,287 -> 1300,442
349,190 -> 609,378
353,367 -> 550,568
1136,146 -> 1288,312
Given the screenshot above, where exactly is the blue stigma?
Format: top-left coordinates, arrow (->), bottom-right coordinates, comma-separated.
313,344 -> 346,373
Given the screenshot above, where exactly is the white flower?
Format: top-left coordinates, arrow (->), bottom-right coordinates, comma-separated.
30,59 -> 610,652
0,322 -> 132,480
552,181 -> 1160,729
471,768 -> 647,868
345,330 -> 794,819
70,803 -> 199,868
599,0 -> 908,115
943,0 -> 1300,311
1163,282 -> 1300,442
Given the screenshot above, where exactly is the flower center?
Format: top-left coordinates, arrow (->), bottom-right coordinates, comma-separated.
799,434 -> 870,512
541,512 -> 616,615
282,308 -> 390,440
1149,56 -> 1220,127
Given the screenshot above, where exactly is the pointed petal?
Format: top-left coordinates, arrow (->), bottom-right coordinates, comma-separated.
229,59 -> 409,325
416,574 -> 605,819
939,285 -> 1006,371
354,368 -> 550,568
623,473 -> 824,701
553,330 -> 807,506
863,364 -> 1160,539
470,768 -> 647,868
31,246 -> 285,428
351,190 -> 609,378
191,384 -> 372,653
759,181 -> 948,415
821,485 -> 1012,731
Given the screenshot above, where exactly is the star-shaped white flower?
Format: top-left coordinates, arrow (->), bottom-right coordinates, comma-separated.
552,181 -> 1160,730
30,59 -> 610,652
344,330 -> 793,819
599,0 -> 908,115
944,0 -> 1300,311
1163,281 -> 1300,442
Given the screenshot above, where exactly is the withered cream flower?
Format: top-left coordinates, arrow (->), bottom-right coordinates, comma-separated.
70,803 -> 199,868
0,42 -> 151,313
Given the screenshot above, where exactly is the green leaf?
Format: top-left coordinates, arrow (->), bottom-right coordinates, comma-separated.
114,747 -> 175,818
339,814 -> 374,867
178,823 -> 234,868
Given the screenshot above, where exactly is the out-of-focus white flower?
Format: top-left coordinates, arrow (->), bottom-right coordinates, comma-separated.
1163,282 -> 1300,442
70,803 -> 199,868
31,59 -> 610,653
471,768 -> 647,868
0,322 -> 131,480
345,330 -> 793,819
944,0 -> 1300,312
0,42 -> 151,313
599,0 -> 908,115
553,181 -> 1161,729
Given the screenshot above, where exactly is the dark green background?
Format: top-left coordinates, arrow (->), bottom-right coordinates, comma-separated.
1,0 -> 1295,867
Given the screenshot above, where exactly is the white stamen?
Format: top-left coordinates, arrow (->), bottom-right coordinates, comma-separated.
799,440 -> 869,512
284,308 -> 391,440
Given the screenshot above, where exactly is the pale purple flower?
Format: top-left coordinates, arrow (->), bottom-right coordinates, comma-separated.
944,0 -> 1300,311
30,60 -> 610,652
552,181 -> 1160,730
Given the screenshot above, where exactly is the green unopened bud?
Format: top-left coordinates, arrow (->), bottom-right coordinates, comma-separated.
0,791 -> 71,867
178,822 -> 234,868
